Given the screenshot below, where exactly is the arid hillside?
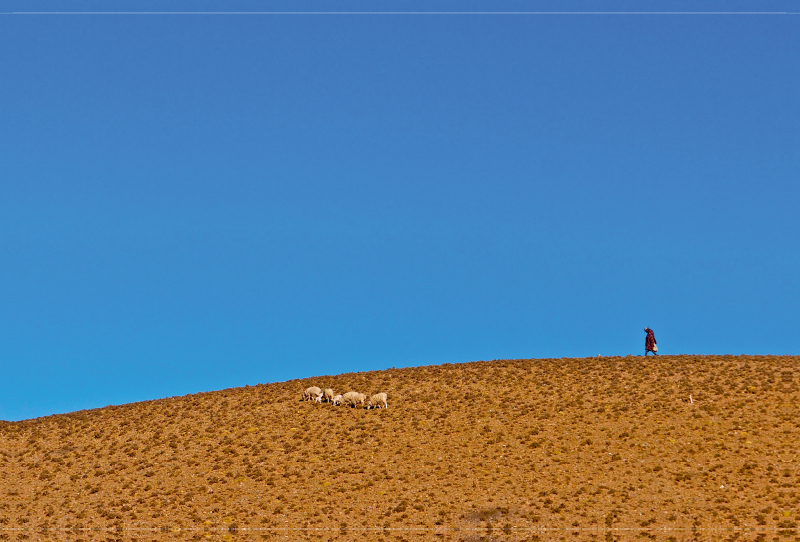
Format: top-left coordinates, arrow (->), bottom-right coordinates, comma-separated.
0,355 -> 797,541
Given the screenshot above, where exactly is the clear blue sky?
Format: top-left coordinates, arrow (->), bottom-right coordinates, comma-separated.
1,1 -> 798,421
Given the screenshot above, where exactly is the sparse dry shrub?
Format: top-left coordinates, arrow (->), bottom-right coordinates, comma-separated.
0,354 -> 793,532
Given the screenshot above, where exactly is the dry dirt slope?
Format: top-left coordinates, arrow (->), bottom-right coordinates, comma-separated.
0,355 -> 797,541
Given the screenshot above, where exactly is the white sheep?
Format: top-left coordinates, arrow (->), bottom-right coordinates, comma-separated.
341,391 -> 365,408
313,393 -> 323,404
302,386 -> 322,401
366,392 -> 388,409
341,391 -> 358,407
331,394 -> 343,406
323,388 -> 335,403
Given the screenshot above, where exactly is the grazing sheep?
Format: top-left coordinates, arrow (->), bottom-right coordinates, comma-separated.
323,388 -> 335,403
341,391 -> 358,407
356,393 -> 367,407
341,391 -> 363,408
367,392 -> 388,409
312,393 -> 323,404
302,386 -> 322,401
331,394 -> 343,406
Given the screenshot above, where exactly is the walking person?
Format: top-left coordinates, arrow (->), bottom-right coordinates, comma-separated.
644,327 -> 658,356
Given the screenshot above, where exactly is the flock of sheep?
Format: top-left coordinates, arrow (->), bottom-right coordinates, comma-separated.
301,386 -> 388,409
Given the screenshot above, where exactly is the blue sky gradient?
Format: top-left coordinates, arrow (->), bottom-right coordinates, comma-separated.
1,1 -> 798,420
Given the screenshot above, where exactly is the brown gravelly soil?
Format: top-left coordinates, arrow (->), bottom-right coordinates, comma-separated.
0,355 -> 797,542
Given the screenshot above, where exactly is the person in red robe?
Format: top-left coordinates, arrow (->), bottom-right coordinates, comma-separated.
644,327 -> 657,355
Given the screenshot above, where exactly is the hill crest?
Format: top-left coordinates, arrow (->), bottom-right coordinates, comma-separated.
0,355 -> 796,540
